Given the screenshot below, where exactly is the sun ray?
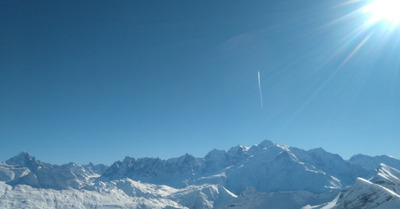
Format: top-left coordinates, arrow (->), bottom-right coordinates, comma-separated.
324,0 -> 400,66
341,33 -> 372,66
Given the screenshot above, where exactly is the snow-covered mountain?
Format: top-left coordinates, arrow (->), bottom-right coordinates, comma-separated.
304,163 -> 400,209
349,154 -> 400,171
101,140 -> 374,195
102,154 -> 204,188
1,140 -> 400,209
0,179 -> 238,209
0,152 -> 105,190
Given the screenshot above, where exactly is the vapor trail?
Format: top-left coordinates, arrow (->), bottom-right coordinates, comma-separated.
258,71 -> 263,109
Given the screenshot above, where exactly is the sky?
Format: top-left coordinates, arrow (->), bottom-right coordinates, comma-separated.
1,0 -> 399,165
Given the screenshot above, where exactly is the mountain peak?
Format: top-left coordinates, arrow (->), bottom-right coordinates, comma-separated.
205,149 -> 227,159
350,154 -> 400,171
123,156 -> 135,164
6,151 -> 36,166
258,140 -> 275,147
309,147 -> 326,153
169,153 -> 196,164
373,163 -> 400,185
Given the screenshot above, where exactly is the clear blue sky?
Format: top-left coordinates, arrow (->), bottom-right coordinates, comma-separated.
1,0 -> 399,165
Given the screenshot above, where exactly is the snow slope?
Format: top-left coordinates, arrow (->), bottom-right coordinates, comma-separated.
0,180 -> 184,209
333,177 -> 400,209
0,179 -> 237,209
305,164 -> 400,209
221,187 -> 338,209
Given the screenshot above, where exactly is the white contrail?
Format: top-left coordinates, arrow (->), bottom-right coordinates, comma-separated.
257,71 -> 263,108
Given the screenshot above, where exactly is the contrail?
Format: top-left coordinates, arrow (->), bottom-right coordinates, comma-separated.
257,71 -> 263,108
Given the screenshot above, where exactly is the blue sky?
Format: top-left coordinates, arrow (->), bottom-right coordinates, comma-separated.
1,0 -> 399,165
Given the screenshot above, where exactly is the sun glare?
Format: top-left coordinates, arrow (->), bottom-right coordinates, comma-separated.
329,0 -> 400,66
363,0 -> 400,25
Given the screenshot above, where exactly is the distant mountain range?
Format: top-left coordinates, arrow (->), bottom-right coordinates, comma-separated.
1,140 -> 400,208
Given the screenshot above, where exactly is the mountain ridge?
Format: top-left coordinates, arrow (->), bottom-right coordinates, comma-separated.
3,139 -> 399,192
2,140 -> 400,208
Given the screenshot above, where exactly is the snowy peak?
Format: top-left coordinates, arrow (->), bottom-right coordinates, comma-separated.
83,162 -> 108,175
102,154 -> 205,188
308,147 -> 336,158
123,156 -> 135,164
1,153 -> 106,190
166,153 -> 203,173
375,164 -> 400,184
370,164 -> 400,194
332,177 -> 400,209
291,146 -> 373,187
205,149 -> 228,165
349,154 -> 400,171
226,145 -> 250,164
257,139 -> 276,148
5,152 -> 38,168
308,164 -> 400,209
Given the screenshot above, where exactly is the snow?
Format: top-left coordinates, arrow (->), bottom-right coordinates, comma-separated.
370,164 -> 400,194
0,179 -> 238,209
332,177 -> 400,209
197,172 -> 227,180
99,141 -> 347,194
222,187 -> 338,209
2,140 -> 400,208
0,181 -> 185,209
349,154 -> 400,171
302,194 -> 339,209
306,164 -> 400,209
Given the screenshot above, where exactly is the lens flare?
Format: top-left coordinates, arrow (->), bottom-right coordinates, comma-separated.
363,0 -> 400,25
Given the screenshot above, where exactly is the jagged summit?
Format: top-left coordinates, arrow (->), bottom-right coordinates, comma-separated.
0,152 -> 109,190
349,154 -> 400,171
5,151 -> 37,167
122,156 -> 135,164
258,139 -> 276,147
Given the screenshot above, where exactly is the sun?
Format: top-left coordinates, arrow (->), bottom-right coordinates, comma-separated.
363,0 -> 400,25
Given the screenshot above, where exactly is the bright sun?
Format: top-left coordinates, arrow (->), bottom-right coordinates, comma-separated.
363,0 -> 400,25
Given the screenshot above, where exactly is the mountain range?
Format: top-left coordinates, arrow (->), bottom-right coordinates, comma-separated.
1,140 -> 400,209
